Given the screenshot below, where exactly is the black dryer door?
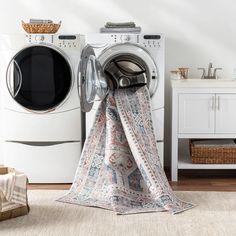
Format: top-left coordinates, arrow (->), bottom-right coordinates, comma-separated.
7,45 -> 72,112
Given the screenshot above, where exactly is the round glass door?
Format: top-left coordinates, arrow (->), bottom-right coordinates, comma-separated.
7,45 -> 72,112
79,45 -> 108,112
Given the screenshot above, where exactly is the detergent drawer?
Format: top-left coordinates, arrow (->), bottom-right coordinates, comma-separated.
3,141 -> 81,183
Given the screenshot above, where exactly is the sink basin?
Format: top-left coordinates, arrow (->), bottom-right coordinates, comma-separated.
171,78 -> 236,88
186,79 -> 235,82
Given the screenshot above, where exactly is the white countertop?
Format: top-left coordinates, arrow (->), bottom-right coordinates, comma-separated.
171,78 -> 236,88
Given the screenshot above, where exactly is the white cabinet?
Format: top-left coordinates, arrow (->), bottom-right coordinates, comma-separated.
179,94 -> 215,134
215,94 -> 236,133
179,93 -> 236,134
171,79 -> 236,181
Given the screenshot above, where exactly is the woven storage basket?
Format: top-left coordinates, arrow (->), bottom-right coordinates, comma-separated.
190,139 -> 236,164
0,205 -> 29,222
22,20 -> 61,34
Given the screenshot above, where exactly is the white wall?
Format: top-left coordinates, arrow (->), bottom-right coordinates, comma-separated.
1,0 -> 236,166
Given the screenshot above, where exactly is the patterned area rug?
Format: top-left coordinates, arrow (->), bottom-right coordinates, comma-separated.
58,86 -> 194,214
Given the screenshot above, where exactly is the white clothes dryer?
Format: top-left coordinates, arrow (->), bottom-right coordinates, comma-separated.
0,34 -> 85,183
79,33 -> 165,165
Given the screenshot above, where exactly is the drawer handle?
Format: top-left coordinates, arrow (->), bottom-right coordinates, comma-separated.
215,96 -> 220,110
211,96 -> 215,110
5,141 -> 79,146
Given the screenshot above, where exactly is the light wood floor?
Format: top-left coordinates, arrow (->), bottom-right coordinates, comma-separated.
28,170 -> 236,192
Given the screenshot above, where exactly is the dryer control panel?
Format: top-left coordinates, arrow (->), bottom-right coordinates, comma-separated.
55,35 -> 81,49
26,34 -> 83,49
106,34 -> 162,48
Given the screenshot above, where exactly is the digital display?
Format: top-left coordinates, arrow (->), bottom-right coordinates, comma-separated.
143,35 -> 161,40
58,35 -> 76,40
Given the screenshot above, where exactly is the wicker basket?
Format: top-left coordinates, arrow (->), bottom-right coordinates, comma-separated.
22,20 -> 61,34
0,205 -> 29,222
190,139 -> 236,164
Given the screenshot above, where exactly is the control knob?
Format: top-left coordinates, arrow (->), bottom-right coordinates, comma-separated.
120,35 -> 131,42
35,35 -> 45,42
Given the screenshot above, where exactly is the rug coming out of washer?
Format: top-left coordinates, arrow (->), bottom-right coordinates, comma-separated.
1,190 -> 236,236
58,86 -> 193,214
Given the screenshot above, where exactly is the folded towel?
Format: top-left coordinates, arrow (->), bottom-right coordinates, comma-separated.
100,27 -> 141,33
0,169 -> 27,213
105,22 -> 136,28
0,172 -> 15,202
29,19 -> 53,24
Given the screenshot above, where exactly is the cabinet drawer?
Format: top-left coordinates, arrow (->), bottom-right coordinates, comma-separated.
3,141 -> 81,183
3,108 -> 81,141
178,94 -> 215,134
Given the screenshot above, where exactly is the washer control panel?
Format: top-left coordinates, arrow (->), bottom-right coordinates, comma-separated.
55,35 -> 81,49
141,35 -> 161,48
26,34 -> 53,44
26,34 -> 82,49
108,34 -> 161,48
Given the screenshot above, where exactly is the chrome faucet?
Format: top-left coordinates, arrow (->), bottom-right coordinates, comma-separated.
198,63 -> 222,79
207,62 -> 213,78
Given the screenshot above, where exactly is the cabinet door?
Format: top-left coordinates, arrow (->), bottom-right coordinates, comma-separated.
215,94 -> 236,133
178,94 -> 215,133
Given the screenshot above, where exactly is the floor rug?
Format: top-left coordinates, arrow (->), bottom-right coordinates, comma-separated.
1,190 -> 236,236
58,86 -> 193,214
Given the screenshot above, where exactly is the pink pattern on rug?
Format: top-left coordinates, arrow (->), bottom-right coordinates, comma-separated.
58,86 -> 194,214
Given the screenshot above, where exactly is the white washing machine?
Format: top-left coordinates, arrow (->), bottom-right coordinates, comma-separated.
0,34 -> 85,183
79,33 -> 165,165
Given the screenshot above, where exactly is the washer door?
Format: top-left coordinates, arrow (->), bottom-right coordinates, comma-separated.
6,45 -> 72,112
98,43 -> 159,97
78,45 -> 108,112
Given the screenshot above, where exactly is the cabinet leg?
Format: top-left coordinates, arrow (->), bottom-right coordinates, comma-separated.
171,168 -> 178,182
171,90 -> 179,182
